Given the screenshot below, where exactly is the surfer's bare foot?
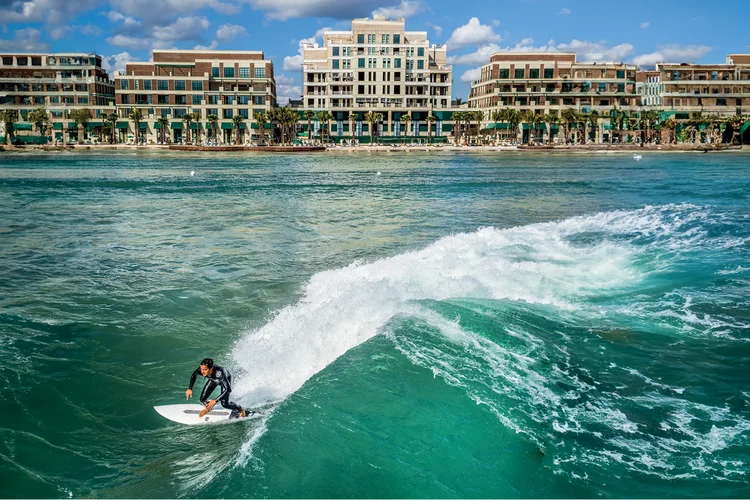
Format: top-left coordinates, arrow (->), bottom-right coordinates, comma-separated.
239,408 -> 246,418
199,407 -> 210,417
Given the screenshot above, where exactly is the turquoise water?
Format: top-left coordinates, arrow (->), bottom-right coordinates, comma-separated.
0,151 -> 749,498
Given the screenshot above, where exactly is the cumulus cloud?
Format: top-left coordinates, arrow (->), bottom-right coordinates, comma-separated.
447,44 -> 502,65
446,17 -> 502,50
101,51 -> 133,75
107,34 -> 152,50
194,40 -> 219,50
0,0 -> 99,25
107,15 -> 211,49
372,0 -> 422,19
275,73 -> 302,104
110,0 -> 242,24
0,27 -> 50,52
216,23 -> 247,43
631,44 -> 712,65
557,39 -> 635,62
245,0 -> 390,21
283,27 -> 331,72
49,25 -> 73,40
80,24 -> 103,36
640,22 -> 650,29
425,22 -> 443,37
559,8 -> 571,15
459,67 -> 481,83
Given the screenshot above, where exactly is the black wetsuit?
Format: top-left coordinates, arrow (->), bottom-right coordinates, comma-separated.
188,365 -> 242,413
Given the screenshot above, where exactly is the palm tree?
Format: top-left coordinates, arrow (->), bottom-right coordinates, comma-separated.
491,109 -> 503,144
106,112 -> 118,144
254,111 -> 267,143
364,111 -> 377,145
128,108 -> 143,143
453,97 -> 464,106
70,108 -> 91,143
0,109 -> 18,146
399,113 -> 410,144
560,108 -> 577,145
192,111 -> 202,143
284,108 -> 300,145
28,107 -> 49,141
232,114 -> 245,145
207,113 -> 218,141
157,116 -> 169,143
316,111 -> 332,143
304,110 -> 316,141
507,109 -> 521,145
426,115 -> 436,143
182,112 -> 193,144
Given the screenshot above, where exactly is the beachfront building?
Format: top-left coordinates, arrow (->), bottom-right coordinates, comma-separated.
115,50 -> 276,144
301,17 -> 454,143
468,52 -> 640,144
0,53 -> 115,144
636,69 -> 663,108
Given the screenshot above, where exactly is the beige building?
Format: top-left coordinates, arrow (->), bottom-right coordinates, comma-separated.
0,53 -> 114,143
658,54 -> 750,118
115,50 -> 276,143
302,17 -> 453,142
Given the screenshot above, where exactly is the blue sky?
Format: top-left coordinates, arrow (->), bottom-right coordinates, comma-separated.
1,0 -> 748,103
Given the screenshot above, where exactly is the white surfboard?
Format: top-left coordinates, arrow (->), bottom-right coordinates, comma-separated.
154,404 -> 261,426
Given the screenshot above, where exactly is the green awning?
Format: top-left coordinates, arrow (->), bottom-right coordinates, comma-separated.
699,124 -> 708,130
116,122 -> 129,129
190,122 -> 201,130
741,120 -> 750,135
15,123 -> 33,130
433,111 -> 452,120
53,123 -> 63,130
154,122 -> 161,129
250,123 -> 272,129
139,122 -> 147,129
87,121 -> 103,130
485,123 -> 496,129
221,123 -> 233,129
68,122 -> 78,129
171,122 -> 182,129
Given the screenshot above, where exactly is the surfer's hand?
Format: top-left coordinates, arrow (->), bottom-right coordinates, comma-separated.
185,389 -> 192,400
207,400 -> 216,410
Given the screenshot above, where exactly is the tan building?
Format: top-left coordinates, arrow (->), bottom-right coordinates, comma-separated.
302,17 -> 454,142
469,52 -> 639,142
115,50 -> 276,143
635,69 -> 662,109
659,54 -> 750,118
0,53 -> 114,143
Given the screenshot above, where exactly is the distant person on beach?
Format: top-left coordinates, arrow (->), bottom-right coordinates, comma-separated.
186,358 -> 247,418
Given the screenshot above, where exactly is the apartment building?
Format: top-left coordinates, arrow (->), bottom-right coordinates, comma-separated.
115,50 -> 276,143
0,53 -> 114,142
659,54 -> 750,118
302,17 -> 454,141
636,69 -> 663,108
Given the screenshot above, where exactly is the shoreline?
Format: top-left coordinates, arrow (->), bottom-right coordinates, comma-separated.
0,143 -> 747,154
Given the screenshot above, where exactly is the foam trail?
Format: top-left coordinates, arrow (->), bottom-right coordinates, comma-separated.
229,208 -> 654,404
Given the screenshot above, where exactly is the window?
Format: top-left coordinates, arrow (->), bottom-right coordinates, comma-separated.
529,68 -> 540,79
394,58 -> 401,69
394,85 -> 401,95
224,67 -> 235,78
367,34 -> 376,44
514,68 -> 525,79
175,95 -> 186,105
384,58 -> 391,69
192,95 -> 202,105
407,47 -> 414,57
76,83 -> 88,92
226,96 -> 235,105
342,59 -> 351,69
394,34 -> 400,44
332,60 -> 340,69
158,80 -> 168,91
144,80 -> 152,90
332,47 -> 339,57
239,67 -> 250,78
121,80 -> 129,90
192,80 -> 203,91
616,70 -> 625,79
121,95 -> 130,104
357,34 -> 364,44
209,95 -> 219,105
212,67 -> 219,77
174,109 -> 187,118
208,108 -> 218,116
174,80 -> 186,90
599,99 -> 609,106
239,96 -> 250,105
158,95 -> 169,104
254,96 -> 265,105
417,60 -> 424,70
50,96 -> 59,103
78,97 -> 88,104
223,109 -> 233,119
618,83 -> 625,92
254,67 -> 266,78
368,58 -> 376,69
716,98 -> 727,106
239,109 -> 249,119
358,58 -> 365,68
418,47 -> 424,57
544,68 -> 554,79
499,69 -> 510,79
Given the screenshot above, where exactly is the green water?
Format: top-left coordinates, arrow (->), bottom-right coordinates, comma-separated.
0,151 -> 749,498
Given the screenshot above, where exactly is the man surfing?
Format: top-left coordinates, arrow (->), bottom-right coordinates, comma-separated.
186,358 -> 248,418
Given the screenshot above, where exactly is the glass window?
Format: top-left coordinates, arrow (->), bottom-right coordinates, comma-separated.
240,109 -> 249,118
254,96 -> 265,105
394,58 -> 401,69
417,60 -> 424,70
174,80 -> 186,90
223,109 -> 233,119
121,95 -> 129,104
357,34 -> 364,44
417,47 -> 424,57
78,97 -> 88,104
616,70 -> 625,79
175,95 -> 186,105
544,68 -> 554,79
174,108 -> 186,118
332,60 -> 340,69
499,69 -> 509,79
144,80 -> 152,90
529,68 -> 540,79
358,58 -> 365,68
212,67 -> 219,77
514,68 -> 525,79
332,47 -> 339,57
158,80 -> 168,91
239,67 -> 250,78
226,96 -> 235,105
254,67 -> 266,78
224,67 -> 234,78
158,95 -> 169,104
192,80 -> 203,91
192,95 -> 202,105
121,80 -> 129,90
394,34 -> 400,44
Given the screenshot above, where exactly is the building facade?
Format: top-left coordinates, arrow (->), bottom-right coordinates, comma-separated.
0,53 -> 114,142
115,50 -> 276,143
658,54 -> 750,118
302,17 -> 454,141
636,69 -> 663,108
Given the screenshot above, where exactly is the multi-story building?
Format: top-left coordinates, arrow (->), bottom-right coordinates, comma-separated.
116,50 -> 276,143
302,17 -> 454,142
469,52 -> 639,142
636,69 -> 663,108
659,54 -> 750,118
0,52 -> 114,143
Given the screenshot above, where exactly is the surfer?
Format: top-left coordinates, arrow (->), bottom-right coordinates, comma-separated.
186,358 -> 247,418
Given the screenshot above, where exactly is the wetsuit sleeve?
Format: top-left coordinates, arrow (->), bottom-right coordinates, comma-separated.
188,368 -> 201,390
215,370 -> 231,401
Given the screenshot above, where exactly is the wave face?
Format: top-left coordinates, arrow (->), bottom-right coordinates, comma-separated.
230,203 -> 750,496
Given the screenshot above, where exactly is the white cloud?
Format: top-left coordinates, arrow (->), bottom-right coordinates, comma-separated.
276,74 -> 297,86
80,24 -> 103,36
447,44 -> 502,65
194,40 -> 219,50
460,67 -> 481,83
245,0 -> 390,21
631,44 -> 712,66
0,0 -> 99,25
216,23 -> 247,43
283,28 -> 330,71
447,17 -> 502,50
110,0 -> 243,24
107,15 -> 211,49
492,19 -> 500,27
101,51 -> 133,75
49,25 -> 73,40
276,81 -> 302,105
0,28 -> 50,52
106,11 -> 141,27
426,22 -> 442,37
640,22 -> 650,29
559,8 -> 571,15
557,39 -> 635,62
372,0 -> 423,19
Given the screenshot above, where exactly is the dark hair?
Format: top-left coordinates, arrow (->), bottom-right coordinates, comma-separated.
200,358 -> 214,369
